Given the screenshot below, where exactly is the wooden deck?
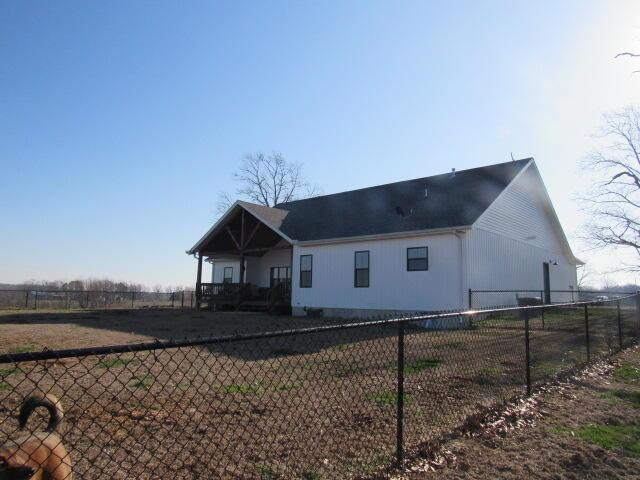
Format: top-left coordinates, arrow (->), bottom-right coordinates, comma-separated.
198,282 -> 291,313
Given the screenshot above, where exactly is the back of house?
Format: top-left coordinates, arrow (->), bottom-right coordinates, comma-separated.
188,158 -> 580,317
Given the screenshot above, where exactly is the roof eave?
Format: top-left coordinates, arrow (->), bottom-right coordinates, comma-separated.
295,225 -> 472,247
186,201 -> 243,255
573,256 -> 585,266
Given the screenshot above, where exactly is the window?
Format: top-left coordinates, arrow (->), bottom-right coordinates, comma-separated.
354,251 -> 370,287
270,267 -> 291,287
300,255 -> 312,288
223,267 -> 233,283
407,247 -> 428,271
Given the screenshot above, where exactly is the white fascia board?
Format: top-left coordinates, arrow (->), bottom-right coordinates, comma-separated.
295,226 -> 471,247
529,165 -> 583,265
186,201 -> 243,255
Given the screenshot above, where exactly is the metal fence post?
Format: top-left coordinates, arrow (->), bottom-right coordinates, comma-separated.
131,292 -> 135,308
86,291 -> 89,309
524,309 -> 531,396
585,304 -> 591,363
24,291 -> 29,309
171,292 -> 175,308
396,323 -> 405,466
468,289 -> 472,310
636,294 -> 640,341
34,291 -> 38,310
541,306 -> 545,330
617,300 -> 623,351
181,291 -> 185,308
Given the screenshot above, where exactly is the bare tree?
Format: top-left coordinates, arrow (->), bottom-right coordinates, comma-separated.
217,152 -> 321,213
577,264 -> 594,290
581,106 -> 640,271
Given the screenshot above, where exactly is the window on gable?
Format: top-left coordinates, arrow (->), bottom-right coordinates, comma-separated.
407,247 -> 428,271
223,267 -> 233,283
300,255 -> 312,288
354,251 -> 370,288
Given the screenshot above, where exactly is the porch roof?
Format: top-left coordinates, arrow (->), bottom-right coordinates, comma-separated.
187,201 -> 292,256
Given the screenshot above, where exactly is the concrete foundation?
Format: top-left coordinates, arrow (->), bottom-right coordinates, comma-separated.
292,306 -> 472,329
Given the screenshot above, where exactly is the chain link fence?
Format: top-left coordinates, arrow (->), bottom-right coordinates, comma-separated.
0,295 -> 638,479
468,288 -> 634,309
0,290 -> 197,311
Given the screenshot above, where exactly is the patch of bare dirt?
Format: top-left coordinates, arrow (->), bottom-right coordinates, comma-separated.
0,308 -> 333,353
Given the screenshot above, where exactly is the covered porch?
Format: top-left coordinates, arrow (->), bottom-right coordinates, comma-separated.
187,201 -> 293,313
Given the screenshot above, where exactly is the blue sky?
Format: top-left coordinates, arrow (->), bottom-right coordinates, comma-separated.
2,1 -> 640,288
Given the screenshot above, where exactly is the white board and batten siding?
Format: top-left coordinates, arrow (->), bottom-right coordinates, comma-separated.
291,233 -> 465,317
211,249 -> 292,288
467,162 -> 578,308
211,260 -> 241,283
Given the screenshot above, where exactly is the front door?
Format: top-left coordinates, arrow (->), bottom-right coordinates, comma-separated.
543,262 -> 551,304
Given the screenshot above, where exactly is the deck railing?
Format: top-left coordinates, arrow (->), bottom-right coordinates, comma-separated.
200,282 -> 249,299
268,280 -> 291,308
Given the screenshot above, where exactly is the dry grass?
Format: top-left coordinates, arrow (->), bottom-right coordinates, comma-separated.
394,348 -> 640,479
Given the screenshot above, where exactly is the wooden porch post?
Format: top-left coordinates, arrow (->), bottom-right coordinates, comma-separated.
239,210 -> 246,283
195,254 -> 203,310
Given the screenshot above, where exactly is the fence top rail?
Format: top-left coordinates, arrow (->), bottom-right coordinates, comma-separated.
469,289 -> 636,294
0,293 -> 636,365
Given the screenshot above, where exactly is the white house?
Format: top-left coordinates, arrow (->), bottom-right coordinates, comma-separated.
187,158 -> 581,317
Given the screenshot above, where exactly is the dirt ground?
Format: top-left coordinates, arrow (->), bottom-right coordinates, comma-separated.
390,346 -> 640,480
0,308 -> 332,354
0,306 -> 637,479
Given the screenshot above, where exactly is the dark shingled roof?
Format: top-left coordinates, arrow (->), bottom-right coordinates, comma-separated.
274,159 -> 531,241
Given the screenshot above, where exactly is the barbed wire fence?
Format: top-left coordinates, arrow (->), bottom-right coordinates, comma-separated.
0,294 -> 638,479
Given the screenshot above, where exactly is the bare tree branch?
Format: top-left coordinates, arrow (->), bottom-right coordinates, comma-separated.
577,264 -> 594,289
216,152 -> 321,214
615,52 -> 640,58
216,191 -> 234,214
580,106 -> 640,270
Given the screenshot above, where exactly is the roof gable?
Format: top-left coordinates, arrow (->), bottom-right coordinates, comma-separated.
187,201 -> 292,254
473,161 -> 582,264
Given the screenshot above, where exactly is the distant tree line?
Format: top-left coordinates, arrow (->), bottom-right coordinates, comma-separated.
6,279 -> 192,293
